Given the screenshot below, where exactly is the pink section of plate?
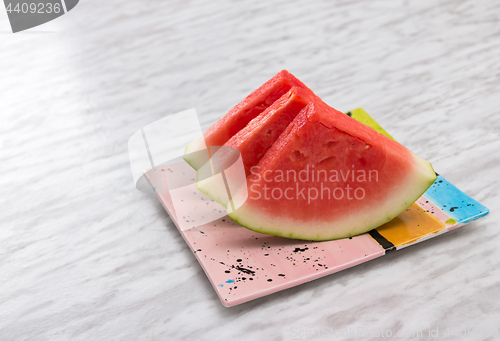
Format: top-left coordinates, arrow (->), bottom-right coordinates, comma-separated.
153,162 -> 477,306
156,182 -> 385,307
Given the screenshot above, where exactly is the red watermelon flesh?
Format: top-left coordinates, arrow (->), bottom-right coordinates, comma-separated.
220,86 -> 316,177
184,70 -> 316,169
228,100 -> 436,241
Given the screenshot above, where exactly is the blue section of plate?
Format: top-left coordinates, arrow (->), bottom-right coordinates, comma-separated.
423,175 -> 489,223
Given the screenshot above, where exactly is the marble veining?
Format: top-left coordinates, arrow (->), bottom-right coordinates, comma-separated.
1,0 -> 499,340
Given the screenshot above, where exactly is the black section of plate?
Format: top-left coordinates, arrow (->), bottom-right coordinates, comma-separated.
368,230 -> 396,252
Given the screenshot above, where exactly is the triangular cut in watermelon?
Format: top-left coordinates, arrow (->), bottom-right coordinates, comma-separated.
228,100 -> 436,241
184,70 -> 317,170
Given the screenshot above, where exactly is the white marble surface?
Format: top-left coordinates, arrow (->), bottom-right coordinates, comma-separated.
1,0 -> 499,340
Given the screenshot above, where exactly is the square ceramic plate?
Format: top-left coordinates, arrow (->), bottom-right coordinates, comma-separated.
146,108 -> 489,307
154,167 -> 488,307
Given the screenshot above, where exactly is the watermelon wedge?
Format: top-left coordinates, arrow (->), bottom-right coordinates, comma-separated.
227,101 -> 436,241
196,86 -> 316,206
225,86 -> 317,177
184,70 -> 315,170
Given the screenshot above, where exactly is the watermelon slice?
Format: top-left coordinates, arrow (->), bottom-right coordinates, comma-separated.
196,86 -> 316,206
209,86 -> 316,174
184,70 -> 315,170
228,101 -> 436,241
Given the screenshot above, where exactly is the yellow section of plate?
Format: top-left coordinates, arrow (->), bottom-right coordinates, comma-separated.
376,203 -> 446,247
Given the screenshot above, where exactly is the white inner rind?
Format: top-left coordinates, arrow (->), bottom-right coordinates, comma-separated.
183,136 -> 207,170
227,152 -> 436,241
196,146 -> 248,210
197,172 -> 229,207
